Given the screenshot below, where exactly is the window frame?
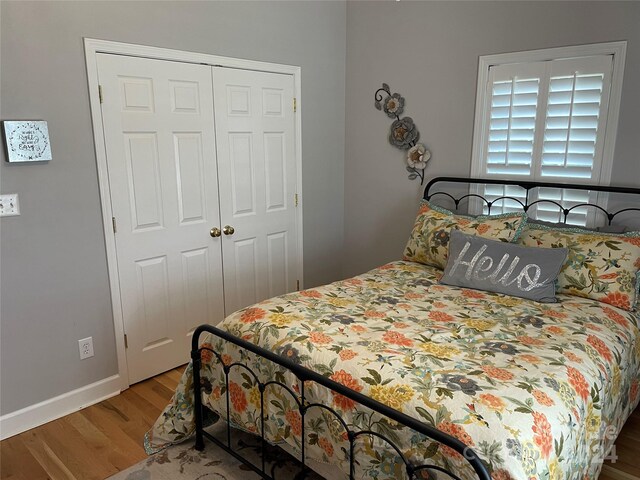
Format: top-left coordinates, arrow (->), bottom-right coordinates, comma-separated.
470,42 -> 627,186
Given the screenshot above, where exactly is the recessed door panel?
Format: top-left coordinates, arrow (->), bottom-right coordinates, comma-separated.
135,255 -> 171,350
119,76 -> 154,112
227,86 -> 251,116
181,247 -> 211,334
170,80 -> 200,113
267,232 -> 288,298
262,88 -> 284,117
234,238 -> 258,310
229,133 -> 255,216
124,133 -> 164,231
264,132 -> 286,211
174,133 -> 205,224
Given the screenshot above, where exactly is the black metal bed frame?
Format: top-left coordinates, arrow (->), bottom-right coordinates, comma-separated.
423,176 -> 640,224
192,177 -> 640,480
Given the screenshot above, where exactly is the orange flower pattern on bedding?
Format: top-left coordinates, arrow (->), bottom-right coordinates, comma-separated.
437,421 -> 474,459
403,200 -> 527,269
532,412 -> 553,459
148,261 -> 640,480
381,330 -> 413,346
228,382 -> 247,413
479,393 -> 506,412
284,410 -> 302,436
240,307 -> 266,323
567,367 -> 590,401
518,225 -> 640,311
200,343 -> 214,363
329,369 -> 362,411
603,292 -> 632,310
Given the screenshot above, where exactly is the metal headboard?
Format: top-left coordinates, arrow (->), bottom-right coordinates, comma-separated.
423,177 -> 640,226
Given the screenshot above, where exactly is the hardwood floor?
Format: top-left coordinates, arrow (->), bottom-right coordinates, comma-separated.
0,366 -> 638,480
0,366 -> 184,480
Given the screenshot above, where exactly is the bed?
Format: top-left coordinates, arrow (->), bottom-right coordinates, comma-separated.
147,177 -> 640,480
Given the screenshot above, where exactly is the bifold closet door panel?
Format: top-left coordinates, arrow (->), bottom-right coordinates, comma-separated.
212,67 -> 299,315
97,54 -> 225,383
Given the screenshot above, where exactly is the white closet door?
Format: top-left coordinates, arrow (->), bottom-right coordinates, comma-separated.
213,67 -> 298,315
97,54 -> 225,384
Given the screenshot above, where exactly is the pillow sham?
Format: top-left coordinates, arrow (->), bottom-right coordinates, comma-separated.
518,224 -> 640,311
441,230 -> 568,302
528,218 -> 628,234
403,200 -> 527,269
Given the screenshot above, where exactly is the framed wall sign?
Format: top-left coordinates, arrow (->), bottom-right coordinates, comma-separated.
2,120 -> 52,162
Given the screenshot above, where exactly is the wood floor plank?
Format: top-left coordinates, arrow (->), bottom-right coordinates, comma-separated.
107,390 -> 160,430
36,420 -> 116,480
128,379 -> 175,412
79,402 -> 148,461
86,399 -> 152,451
20,429 -> 77,480
0,434 -> 50,480
63,412 -> 134,472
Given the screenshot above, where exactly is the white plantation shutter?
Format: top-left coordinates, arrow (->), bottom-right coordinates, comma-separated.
475,52 -> 616,225
486,63 -> 542,178
541,56 -> 613,181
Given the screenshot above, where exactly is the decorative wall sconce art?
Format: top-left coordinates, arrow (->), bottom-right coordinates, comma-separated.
374,83 -> 430,184
2,121 -> 52,162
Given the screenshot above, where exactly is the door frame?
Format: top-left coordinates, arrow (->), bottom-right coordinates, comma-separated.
84,38 -> 304,389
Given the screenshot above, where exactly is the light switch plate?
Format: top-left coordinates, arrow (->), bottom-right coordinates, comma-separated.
0,194 -> 20,217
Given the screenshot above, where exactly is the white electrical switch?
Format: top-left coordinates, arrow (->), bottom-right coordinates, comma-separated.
0,194 -> 20,217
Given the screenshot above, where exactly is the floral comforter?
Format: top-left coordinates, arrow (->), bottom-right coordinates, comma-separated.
147,261 -> 640,480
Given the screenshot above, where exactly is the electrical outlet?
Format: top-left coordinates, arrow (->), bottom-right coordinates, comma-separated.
0,194 -> 20,217
78,337 -> 94,360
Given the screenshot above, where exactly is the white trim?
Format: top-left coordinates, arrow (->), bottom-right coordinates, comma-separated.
84,41 -> 129,392
470,47 -> 493,179
598,42 -> 626,186
470,41 -> 627,184
475,41 -> 627,69
0,375 -> 121,440
84,38 -> 301,75
294,71 -> 305,290
83,39 -> 304,385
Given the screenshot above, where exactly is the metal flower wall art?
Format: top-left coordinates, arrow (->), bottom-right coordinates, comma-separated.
374,83 -> 431,184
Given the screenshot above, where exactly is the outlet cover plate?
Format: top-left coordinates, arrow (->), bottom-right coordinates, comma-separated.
0,194 -> 20,217
78,337 -> 94,360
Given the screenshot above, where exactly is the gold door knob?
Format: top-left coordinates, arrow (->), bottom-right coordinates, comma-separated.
223,225 -> 235,236
210,227 -> 221,238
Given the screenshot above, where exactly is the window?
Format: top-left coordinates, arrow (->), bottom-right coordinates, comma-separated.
470,43 -> 626,225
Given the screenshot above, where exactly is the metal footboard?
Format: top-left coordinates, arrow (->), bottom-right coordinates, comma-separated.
191,324 -> 491,480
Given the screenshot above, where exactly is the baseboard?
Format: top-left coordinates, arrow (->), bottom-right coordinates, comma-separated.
0,374 -> 122,440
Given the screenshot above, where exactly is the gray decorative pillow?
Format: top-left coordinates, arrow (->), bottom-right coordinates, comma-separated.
440,230 -> 568,302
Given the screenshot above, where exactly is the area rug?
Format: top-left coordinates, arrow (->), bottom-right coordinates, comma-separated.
109,422 -> 324,480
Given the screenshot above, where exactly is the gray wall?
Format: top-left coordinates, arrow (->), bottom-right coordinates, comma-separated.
343,1 -> 640,278
0,1 -> 346,415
